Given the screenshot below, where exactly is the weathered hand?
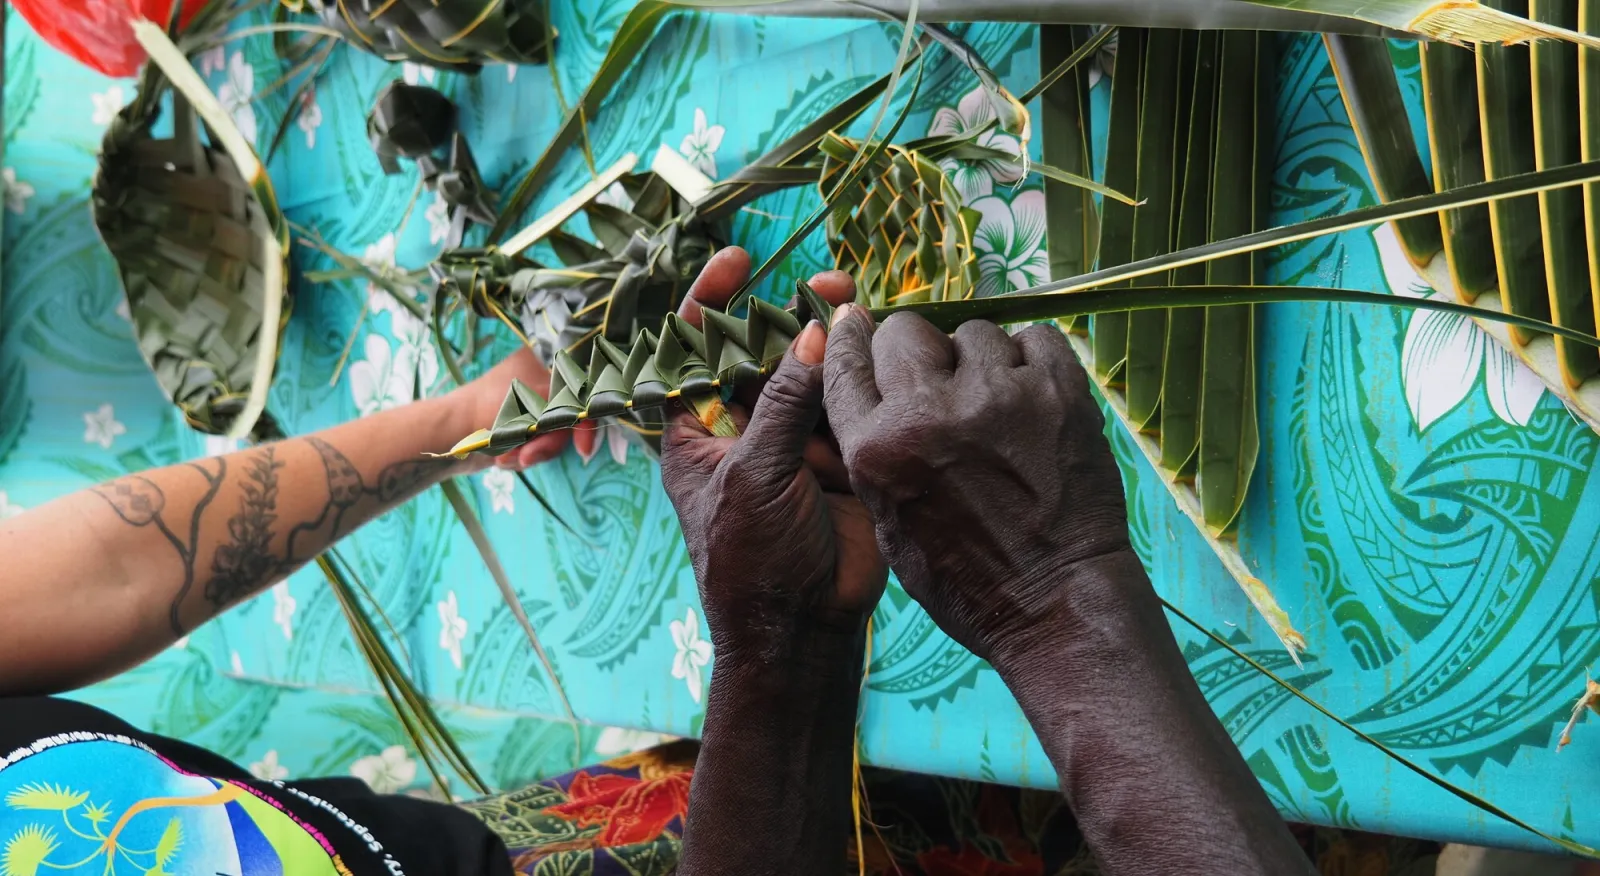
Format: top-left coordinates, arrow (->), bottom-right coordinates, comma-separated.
453,345 -> 572,472
821,306 -> 1135,662
661,248 -> 885,666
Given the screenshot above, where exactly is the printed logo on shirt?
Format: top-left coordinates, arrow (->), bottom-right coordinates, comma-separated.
0,731 -> 356,876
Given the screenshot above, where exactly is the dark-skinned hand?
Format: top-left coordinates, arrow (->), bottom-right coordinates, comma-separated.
821,306 -> 1136,663
660,247 -> 886,667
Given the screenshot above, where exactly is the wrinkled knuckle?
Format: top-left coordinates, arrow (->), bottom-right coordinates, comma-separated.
1018,323 -> 1069,355
875,311 -> 927,349
762,362 -> 820,412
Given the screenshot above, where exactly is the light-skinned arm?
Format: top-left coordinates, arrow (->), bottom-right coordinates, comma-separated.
0,349 -> 566,696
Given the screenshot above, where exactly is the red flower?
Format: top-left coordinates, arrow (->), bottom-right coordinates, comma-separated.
11,0 -> 208,78
915,843 -> 1043,876
545,769 -> 692,846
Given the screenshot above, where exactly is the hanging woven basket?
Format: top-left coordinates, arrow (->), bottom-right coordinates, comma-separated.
92,61 -> 291,441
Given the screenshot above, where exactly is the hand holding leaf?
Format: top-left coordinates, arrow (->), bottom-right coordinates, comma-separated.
660,248 -> 884,667
822,309 -> 1138,663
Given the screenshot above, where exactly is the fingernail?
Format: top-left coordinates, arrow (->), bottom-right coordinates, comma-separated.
831,303 -> 853,328
795,321 -> 824,365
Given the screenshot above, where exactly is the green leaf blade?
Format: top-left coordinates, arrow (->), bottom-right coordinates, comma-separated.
1090,28 -> 1145,384
1480,0 -> 1555,345
1420,41 -> 1500,301
1532,0 -> 1600,384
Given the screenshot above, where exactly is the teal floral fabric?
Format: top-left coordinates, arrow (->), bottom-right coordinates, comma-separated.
3,5 -> 1599,853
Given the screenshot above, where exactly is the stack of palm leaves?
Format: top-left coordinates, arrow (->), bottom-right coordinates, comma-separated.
1327,12 -> 1600,431
1064,27 -> 1292,646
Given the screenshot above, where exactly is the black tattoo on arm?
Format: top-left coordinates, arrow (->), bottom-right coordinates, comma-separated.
91,461 -> 226,636
205,447 -> 284,611
88,436 -> 453,637
282,437 -> 453,566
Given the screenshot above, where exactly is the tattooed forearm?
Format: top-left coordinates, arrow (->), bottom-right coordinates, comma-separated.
87,436 -> 456,637
91,461 -> 226,636
281,438 -> 454,564
205,447 -> 284,611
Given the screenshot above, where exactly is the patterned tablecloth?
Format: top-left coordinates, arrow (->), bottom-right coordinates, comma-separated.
4,1 -> 1599,852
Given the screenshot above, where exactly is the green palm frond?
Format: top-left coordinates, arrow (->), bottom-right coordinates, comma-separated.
704,0 -> 1600,44
1330,19 -> 1600,432
367,82 -> 498,248
319,552 -> 490,797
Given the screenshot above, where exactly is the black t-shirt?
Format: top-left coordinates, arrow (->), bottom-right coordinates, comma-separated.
0,697 -> 512,876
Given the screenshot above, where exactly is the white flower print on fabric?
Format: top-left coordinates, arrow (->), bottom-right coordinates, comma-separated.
0,491 -> 24,519
507,64 -> 519,83
927,86 -> 1025,203
389,308 -> 439,399
971,190 -> 1049,298
595,727 -> 672,756
351,746 -> 417,793
425,194 -> 452,246
4,168 -> 34,215
679,108 -> 725,180
403,62 -> 436,86
199,46 -> 226,77
670,606 -> 713,704
350,335 -> 414,416
575,422 -> 630,468
250,750 -> 289,782
438,590 -> 468,670
297,86 -> 323,150
596,181 -> 636,213
230,651 -> 245,675
1373,224 -> 1546,432
217,51 -> 257,145
481,467 -> 516,515
363,233 -> 417,299
83,404 -> 126,449
272,581 -> 296,641
91,86 -> 125,126
173,636 -> 190,650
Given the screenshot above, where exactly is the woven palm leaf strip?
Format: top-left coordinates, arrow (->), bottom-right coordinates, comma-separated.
92,64 -> 290,441
818,132 -> 981,306
429,167 -> 727,457
316,0 -> 552,69
442,282 -> 835,458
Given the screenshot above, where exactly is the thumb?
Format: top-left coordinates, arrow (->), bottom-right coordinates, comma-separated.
724,321 -> 826,477
821,303 -> 880,448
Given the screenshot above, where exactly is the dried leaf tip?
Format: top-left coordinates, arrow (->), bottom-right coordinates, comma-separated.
1557,676 -> 1600,750
434,429 -> 494,460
